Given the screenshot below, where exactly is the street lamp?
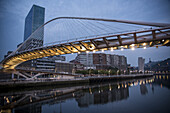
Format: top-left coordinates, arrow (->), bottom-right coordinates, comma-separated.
117,70 -> 119,75
108,69 -> 111,76
89,68 -> 91,76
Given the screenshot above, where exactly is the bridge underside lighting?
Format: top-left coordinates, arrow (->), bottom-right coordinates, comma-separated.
86,51 -> 89,53
143,43 -> 146,46
3,38 -> 170,69
131,47 -> 135,50
2,39 -> 170,69
110,48 -> 114,51
131,44 -> 135,46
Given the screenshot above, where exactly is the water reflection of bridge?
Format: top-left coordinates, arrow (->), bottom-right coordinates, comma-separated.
0,77 -> 157,113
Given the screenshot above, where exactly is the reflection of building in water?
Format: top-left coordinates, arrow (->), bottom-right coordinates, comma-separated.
140,84 -> 148,95
76,88 -> 129,107
0,96 -> 5,106
152,85 -> 154,94
154,75 -> 170,89
14,103 -> 42,113
76,93 -> 94,107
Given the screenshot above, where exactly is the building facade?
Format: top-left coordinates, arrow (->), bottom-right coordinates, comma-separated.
138,57 -> 145,73
70,60 -> 84,71
93,53 -> 107,65
75,53 -> 127,70
55,61 -> 74,74
118,55 -> 127,71
75,52 -> 94,69
17,56 -> 65,72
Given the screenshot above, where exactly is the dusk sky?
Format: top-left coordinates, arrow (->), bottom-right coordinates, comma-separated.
0,0 -> 170,66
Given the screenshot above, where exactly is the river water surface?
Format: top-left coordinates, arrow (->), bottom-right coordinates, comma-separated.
0,75 -> 170,113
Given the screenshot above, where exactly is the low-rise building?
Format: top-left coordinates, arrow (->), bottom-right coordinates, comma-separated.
17,56 -> 65,72
55,61 -> 74,74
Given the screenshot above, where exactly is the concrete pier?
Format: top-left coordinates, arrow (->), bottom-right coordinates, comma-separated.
89,74 -> 153,82
0,74 -> 153,90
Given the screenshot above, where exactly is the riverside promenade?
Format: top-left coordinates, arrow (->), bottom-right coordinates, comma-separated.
0,74 -> 153,89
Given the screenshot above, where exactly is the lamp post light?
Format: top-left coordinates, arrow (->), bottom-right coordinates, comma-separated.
89,68 -> 91,76
108,69 -> 111,77
117,70 -> 119,75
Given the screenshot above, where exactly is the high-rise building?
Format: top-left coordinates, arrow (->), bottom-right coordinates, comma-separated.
23,5 -> 45,50
138,57 -> 145,72
24,4 -> 45,41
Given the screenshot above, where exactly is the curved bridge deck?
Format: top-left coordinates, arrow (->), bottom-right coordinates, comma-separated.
1,17 -> 170,69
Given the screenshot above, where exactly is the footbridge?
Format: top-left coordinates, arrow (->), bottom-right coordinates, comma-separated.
1,17 -> 170,69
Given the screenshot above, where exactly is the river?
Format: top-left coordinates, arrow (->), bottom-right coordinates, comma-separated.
0,75 -> 170,113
